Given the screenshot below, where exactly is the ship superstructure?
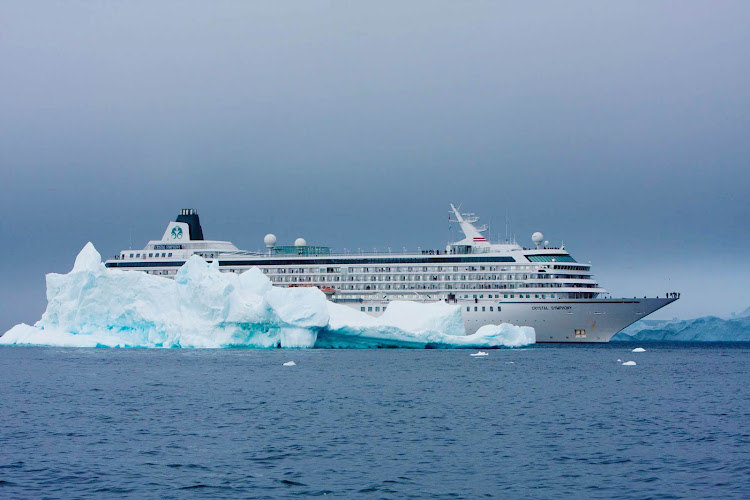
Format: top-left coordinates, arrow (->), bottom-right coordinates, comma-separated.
105,206 -> 677,342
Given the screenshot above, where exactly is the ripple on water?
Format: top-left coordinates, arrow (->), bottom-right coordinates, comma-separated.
0,344 -> 749,498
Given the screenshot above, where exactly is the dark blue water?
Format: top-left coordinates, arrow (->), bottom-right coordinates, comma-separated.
1,344 -> 748,499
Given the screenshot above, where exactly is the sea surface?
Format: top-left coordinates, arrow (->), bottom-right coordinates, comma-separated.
1,343 -> 748,499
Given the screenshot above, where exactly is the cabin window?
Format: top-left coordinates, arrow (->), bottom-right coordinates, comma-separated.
490,307 -> 493,312
482,307 -> 485,312
375,307 -> 380,312
361,307 -> 365,312
168,253 -> 172,257
466,307 -> 470,312
474,307 -> 478,312
368,307 -> 372,312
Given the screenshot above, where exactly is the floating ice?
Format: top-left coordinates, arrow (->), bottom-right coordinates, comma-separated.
632,347 -> 646,352
319,301 -> 535,349
613,313 -> 750,342
470,351 -> 489,357
0,243 -> 536,349
622,361 -> 637,366
283,361 -> 296,366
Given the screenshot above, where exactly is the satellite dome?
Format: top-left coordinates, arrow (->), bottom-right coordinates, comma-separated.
294,237 -> 307,247
264,234 -> 277,248
532,232 -> 544,247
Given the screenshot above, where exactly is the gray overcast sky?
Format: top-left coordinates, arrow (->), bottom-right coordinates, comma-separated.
1,1 -> 749,331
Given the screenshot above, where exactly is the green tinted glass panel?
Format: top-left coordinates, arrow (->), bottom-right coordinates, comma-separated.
526,255 -> 576,263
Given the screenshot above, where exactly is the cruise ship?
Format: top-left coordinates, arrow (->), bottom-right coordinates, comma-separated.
104,206 -> 677,342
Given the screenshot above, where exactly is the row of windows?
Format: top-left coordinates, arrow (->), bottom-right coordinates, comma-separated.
527,255 -> 576,263
461,293 -> 556,299
361,306 -> 386,312
467,306 -> 503,312
265,273 -> 593,283
123,252 -> 174,259
219,256 -> 516,267
554,265 -> 590,271
264,264 -> 578,274
265,279 -> 597,291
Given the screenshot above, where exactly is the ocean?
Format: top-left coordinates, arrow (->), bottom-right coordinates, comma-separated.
1,343 -> 748,499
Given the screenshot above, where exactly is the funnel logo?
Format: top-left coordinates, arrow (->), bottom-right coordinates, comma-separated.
171,226 -> 183,240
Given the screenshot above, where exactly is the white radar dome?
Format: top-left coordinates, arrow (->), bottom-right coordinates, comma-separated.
294,237 -> 307,247
264,234 -> 277,248
532,232 -> 544,246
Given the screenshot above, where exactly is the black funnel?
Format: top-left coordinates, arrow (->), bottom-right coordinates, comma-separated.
176,209 -> 204,240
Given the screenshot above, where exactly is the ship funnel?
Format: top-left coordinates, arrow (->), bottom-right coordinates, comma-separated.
175,209 -> 204,241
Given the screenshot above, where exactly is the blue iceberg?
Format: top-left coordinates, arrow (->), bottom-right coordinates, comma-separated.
1,243 -> 535,349
612,309 -> 750,342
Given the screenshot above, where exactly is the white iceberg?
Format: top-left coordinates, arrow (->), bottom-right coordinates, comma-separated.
470,351 -> 489,357
632,347 -> 646,352
282,361 -> 296,366
0,243 -> 536,349
622,361 -> 637,366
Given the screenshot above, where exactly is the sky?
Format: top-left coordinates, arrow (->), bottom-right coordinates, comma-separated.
1,1 -> 749,331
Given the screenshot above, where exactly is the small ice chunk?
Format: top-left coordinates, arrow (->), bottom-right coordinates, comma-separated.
617,359 -> 622,362
470,351 -> 489,357
283,361 -> 296,366
632,347 -> 646,352
622,361 -> 636,366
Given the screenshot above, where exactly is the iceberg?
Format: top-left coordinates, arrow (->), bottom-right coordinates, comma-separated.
612,312 -> 750,342
0,243 -> 535,349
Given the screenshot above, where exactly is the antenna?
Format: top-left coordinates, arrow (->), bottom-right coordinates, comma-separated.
505,209 -> 508,243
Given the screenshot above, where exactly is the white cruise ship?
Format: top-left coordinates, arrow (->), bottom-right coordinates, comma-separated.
104,206 -> 677,342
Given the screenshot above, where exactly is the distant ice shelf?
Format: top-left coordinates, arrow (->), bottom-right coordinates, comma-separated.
612,309 -> 750,342
0,243 -> 536,349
